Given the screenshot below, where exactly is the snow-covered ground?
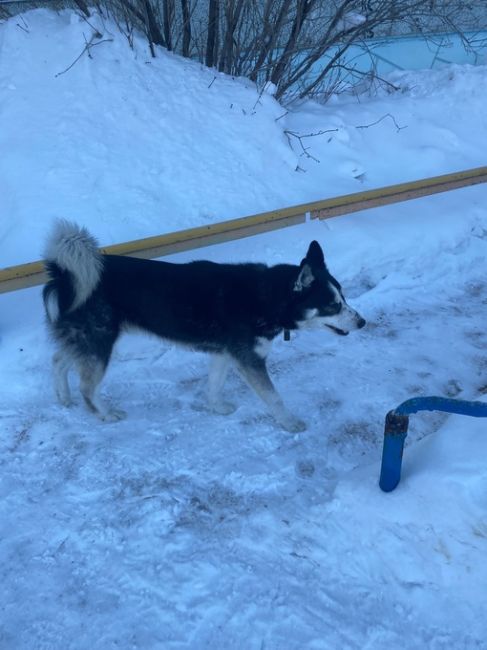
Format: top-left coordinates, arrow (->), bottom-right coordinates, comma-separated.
1,9 -> 487,649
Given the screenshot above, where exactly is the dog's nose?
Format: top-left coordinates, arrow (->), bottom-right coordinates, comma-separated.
357,317 -> 366,329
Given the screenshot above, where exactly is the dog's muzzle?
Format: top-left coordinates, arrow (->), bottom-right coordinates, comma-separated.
357,317 -> 366,329
326,325 -> 349,336
326,317 -> 366,336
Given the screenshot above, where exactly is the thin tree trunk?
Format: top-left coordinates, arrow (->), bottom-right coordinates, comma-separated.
219,0 -> 245,74
73,0 -> 91,18
206,0 -> 219,68
181,0 -> 191,58
249,0 -> 292,83
270,0 -> 316,87
144,0 -> 165,48
163,0 -> 175,51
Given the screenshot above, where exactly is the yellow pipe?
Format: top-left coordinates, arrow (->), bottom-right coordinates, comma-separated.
309,166 -> 487,219
1,166 -> 486,295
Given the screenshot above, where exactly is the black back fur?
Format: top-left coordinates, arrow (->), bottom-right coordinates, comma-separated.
44,242 -> 347,364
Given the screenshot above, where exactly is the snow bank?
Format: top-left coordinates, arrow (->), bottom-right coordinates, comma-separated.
0,9 -> 295,266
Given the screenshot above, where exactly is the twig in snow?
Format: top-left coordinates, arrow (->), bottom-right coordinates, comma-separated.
252,85 -> 266,112
55,36 -> 113,78
355,113 -> 407,133
285,128 -> 340,163
84,33 -> 93,59
16,15 -> 29,32
76,10 -> 103,39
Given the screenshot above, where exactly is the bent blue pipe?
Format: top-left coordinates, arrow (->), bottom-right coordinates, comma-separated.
379,396 -> 487,492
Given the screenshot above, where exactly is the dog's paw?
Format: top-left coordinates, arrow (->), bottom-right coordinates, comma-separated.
57,398 -> 73,408
56,392 -> 73,408
209,400 -> 237,415
100,408 -> 127,423
279,414 -> 307,433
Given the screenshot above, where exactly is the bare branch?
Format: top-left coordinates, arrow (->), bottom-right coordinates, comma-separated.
285,127 -> 340,163
55,35 -> 113,78
49,0 -> 487,103
355,113 -> 407,132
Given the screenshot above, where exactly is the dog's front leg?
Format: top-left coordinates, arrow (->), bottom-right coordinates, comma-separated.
235,353 -> 306,433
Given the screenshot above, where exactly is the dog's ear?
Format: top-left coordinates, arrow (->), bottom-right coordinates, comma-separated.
293,263 -> 314,292
305,241 -> 325,269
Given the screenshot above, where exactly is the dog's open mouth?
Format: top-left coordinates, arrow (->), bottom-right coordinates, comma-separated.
326,325 -> 349,336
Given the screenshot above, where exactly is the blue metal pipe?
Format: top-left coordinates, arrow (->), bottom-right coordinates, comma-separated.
394,396 -> 487,418
379,410 -> 409,492
379,396 -> 487,492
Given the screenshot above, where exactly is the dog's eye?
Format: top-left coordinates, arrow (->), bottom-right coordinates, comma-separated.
330,302 -> 342,314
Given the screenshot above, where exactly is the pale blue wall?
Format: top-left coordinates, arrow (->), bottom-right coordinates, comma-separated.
331,31 -> 487,76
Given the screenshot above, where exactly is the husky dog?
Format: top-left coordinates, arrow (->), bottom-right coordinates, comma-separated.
43,220 -> 365,432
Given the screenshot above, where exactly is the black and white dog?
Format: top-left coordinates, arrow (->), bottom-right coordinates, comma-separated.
43,220 -> 365,432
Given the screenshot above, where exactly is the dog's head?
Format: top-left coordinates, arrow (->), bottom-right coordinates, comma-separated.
293,241 -> 365,336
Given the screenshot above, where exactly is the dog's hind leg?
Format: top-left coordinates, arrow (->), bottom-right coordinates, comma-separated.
235,353 -> 306,433
208,354 -> 236,415
77,357 -> 126,422
52,350 -> 73,407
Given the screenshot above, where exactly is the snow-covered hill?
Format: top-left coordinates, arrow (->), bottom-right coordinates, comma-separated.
1,9 -> 487,649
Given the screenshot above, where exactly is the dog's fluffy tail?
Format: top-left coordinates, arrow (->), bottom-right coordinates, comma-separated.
43,219 -> 103,322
